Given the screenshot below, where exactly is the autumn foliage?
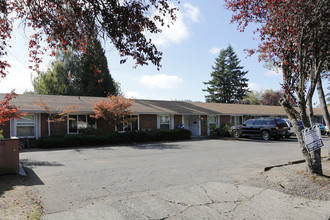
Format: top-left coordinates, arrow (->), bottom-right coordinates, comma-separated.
93,95 -> 136,128
0,91 -> 25,126
226,0 -> 329,175
35,98 -> 77,135
0,0 -> 179,77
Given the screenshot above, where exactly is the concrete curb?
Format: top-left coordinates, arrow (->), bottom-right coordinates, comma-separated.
264,156 -> 330,171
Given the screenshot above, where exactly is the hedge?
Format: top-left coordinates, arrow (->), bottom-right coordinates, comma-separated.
36,129 -> 191,148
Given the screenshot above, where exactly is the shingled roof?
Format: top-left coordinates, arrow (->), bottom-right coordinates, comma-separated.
0,93 -> 325,116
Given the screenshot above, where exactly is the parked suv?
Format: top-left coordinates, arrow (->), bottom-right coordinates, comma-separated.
231,117 -> 289,141
284,119 -> 304,136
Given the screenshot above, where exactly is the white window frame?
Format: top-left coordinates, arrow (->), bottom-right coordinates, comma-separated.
14,114 -> 37,138
158,115 -> 171,129
115,115 -> 139,132
67,115 -> 97,134
207,115 -> 218,135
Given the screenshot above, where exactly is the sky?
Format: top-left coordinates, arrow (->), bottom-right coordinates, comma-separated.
0,0 -> 326,104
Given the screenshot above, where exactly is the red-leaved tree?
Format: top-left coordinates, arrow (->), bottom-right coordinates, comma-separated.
0,0 -> 179,77
93,95 -> 136,129
0,91 -> 25,137
35,98 -> 77,136
226,0 -> 329,175
260,90 -> 282,106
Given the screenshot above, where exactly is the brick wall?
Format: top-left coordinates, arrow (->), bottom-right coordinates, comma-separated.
174,115 -> 182,129
139,114 -> 157,131
220,115 -> 231,127
96,118 -> 115,132
201,115 -> 207,136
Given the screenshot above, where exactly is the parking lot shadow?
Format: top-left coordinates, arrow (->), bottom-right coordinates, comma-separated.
130,143 -> 181,150
0,166 -> 44,196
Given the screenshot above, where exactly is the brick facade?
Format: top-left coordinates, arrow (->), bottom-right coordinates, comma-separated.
220,115 -> 231,127
174,115 -> 182,129
96,118 -> 115,132
201,115 -> 207,136
139,114 -> 157,131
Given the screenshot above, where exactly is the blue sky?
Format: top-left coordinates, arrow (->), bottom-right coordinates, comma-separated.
0,0 -> 299,102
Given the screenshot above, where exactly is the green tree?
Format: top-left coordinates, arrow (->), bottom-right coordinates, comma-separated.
79,39 -> 117,97
203,45 -> 249,103
33,50 -> 79,95
242,91 -> 262,105
33,40 -> 118,97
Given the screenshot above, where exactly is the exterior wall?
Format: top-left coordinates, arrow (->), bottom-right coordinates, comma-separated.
139,114 -> 157,131
220,115 -> 231,127
96,118 -> 115,132
0,122 -> 10,138
174,115 -> 183,129
40,113 -> 49,137
201,115 -> 207,136
50,121 -> 67,136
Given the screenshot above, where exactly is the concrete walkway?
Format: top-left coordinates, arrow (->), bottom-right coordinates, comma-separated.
42,181 -> 330,220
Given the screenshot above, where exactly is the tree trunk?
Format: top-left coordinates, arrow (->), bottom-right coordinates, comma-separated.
280,96 -> 323,175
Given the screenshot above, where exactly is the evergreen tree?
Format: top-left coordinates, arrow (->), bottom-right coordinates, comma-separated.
33,40 -> 118,97
79,39 -> 117,97
33,50 -> 80,96
203,45 -> 249,103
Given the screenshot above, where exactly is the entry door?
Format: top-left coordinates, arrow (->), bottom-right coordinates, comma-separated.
190,115 -> 200,136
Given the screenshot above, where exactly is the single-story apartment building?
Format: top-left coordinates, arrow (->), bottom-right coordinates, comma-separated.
0,94 -> 326,139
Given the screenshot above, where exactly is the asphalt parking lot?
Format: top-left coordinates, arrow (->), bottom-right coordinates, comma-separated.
20,138 -> 330,219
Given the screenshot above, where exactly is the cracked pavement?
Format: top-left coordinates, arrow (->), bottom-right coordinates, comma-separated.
41,182 -> 330,219
20,139 -> 330,219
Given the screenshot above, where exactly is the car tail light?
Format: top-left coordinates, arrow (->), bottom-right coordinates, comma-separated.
276,126 -> 279,131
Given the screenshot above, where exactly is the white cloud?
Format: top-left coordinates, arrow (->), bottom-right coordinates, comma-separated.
264,69 -> 282,76
183,3 -> 200,23
139,74 -> 183,89
248,82 -> 260,91
208,47 -> 222,55
150,3 -> 200,46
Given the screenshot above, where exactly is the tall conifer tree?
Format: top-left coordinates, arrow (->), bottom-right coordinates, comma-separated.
203,45 -> 249,103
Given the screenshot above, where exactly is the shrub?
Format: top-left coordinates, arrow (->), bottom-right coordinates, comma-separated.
210,124 -> 232,138
36,128 -> 191,148
78,127 -> 102,135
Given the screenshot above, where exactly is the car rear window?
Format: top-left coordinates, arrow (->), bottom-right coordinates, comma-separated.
264,119 -> 276,126
245,120 -> 254,125
254,120 -> 264,125
276,118 -> 287,126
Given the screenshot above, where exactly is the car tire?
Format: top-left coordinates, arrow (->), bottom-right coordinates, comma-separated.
232,130 -> 240,139
261,131 -> 271,141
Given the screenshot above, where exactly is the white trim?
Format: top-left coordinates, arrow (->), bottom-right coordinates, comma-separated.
170,115 -> 174,129
14,114 -> 37,138
198,115 -> 201,136
158,115 -> 171,129
137,115 -> 140,130
67,114 -> 97,134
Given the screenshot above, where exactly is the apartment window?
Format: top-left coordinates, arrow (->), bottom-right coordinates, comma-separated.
208,115 -> 217,132
231,116 -> 243,126
68,115 -> 96,134
16,114 -> 35,137
116,115 -> 138,132
159,115 -> 170,129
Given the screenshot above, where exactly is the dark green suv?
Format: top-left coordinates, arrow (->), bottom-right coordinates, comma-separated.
231,117 -> 289,141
